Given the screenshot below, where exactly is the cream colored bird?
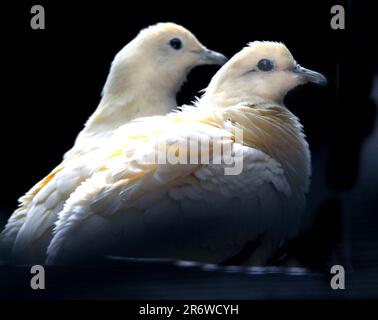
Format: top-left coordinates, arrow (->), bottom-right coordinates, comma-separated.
0,22 -> 227,264
45,41 -> 326,265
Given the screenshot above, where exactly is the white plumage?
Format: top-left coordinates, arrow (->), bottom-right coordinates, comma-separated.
0,22 -> 226,264
43,41 -> 326,265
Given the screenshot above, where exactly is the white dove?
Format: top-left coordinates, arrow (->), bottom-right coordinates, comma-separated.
45,41 -> 326,265
0,22 -> 227,264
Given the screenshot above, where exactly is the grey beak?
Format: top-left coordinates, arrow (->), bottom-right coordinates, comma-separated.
198,48 -> 228,66
293,64 -> 327,86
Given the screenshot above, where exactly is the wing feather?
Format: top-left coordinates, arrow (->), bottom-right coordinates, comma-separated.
46,121 -> 298,265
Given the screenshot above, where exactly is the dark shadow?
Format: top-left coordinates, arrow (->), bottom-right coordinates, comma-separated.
288,0 -> 377,271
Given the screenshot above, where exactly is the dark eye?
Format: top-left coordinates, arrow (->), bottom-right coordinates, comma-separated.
169,38 -> 182,50
257,59 -> 274,71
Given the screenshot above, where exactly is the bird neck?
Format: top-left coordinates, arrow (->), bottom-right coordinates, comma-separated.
78,42 -> 188,140
78,70 -> 179,143
221,103 -> 311,196
84,89 -> 176,134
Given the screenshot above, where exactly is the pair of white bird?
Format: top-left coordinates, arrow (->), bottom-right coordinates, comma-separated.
1,23 -> 326,265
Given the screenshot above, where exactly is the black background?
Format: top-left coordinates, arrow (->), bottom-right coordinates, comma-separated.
0,0 -> 377,299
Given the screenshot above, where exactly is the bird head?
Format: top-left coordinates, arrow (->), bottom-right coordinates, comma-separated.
202,41 -> 326,105
104,23 -> 227,98
136,22 -> 227,67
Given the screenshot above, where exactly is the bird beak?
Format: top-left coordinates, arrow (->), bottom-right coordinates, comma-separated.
293,64 -> 327,86
197,48 -> 228,66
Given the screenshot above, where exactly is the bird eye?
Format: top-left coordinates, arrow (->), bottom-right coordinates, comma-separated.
169,38 -> 182,50
257,59 -> 274,72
